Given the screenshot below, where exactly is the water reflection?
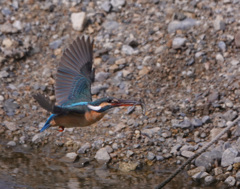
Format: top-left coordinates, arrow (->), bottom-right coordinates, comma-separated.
0,144 -> 226,189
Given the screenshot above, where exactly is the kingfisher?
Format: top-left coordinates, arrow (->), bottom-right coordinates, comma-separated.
33,36 -> 144,132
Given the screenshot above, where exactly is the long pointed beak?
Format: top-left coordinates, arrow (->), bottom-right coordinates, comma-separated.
111,99 -> 146,115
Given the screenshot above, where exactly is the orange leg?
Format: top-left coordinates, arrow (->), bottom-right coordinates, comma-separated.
58,126 -> 65,132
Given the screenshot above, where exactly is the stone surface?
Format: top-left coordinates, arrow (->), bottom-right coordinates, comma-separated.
221,148 -> 238,167
3,121 -> 17,131
118,162 -> 139,172
172,37 -> 186,49
77,143 -> 91,154
224,176 -> 236,186
71,12 -> 86,31
95,148 -> 111,164
168,18 -> 199,33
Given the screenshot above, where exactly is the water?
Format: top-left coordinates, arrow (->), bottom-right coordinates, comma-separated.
0,143 -> 226,189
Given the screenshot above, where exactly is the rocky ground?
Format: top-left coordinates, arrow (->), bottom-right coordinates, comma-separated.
1,0 -> 240,188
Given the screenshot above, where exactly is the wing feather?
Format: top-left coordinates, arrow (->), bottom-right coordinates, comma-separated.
55,36 -> 94,105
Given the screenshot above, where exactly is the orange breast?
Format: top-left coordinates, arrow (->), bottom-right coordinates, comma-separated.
52,111 -> 105,128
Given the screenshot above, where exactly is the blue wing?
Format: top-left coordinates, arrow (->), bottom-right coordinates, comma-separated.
55,36 -> 95,106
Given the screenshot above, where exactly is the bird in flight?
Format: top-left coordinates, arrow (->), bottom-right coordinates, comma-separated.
33,36 -> 144,132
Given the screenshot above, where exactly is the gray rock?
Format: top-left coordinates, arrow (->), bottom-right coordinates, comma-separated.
223,110 -> 237,121
7,141 -> 16,147
49,39 -> 62,49
170,144 -> 182,155
61,152 -> 78,163
0,22 -> 18,34
95,148 -> 111,164
126,150 -> 134,157
234,157 -> 240,163
191,118 -> 203,127
172,37 -> 186,49
110,0 -> 125,8
156,155 -> 164,161
113,123 -> 126,132
221,148 -> 238,167
187,166 -> 206,176
218,41 -> 226,52
3,121 -> 17,131
32,133 -> 42,143
195,151 -> 222,171
13,20 -> 22,30
1,7 -> 12,16
147,152 -> 155,160
224,176 -> 236,187
141,127 -> 160,138
213,16 -> 225,31
192,172 -> 209,181
112,143 -> 118,150
236,171 -> 240,181
167,18 -> 198,33
95,72 -> 110,82
0,70 -> 9,78
101,1 -> 112,12
121,45 -> 135,55
172,118 -> 191,129
181,150 -> 195,158
208,91 -> 219,102
91,84 -> 109,95
77,142 -> 91,154
216,53 -> 224,63
231,59 -> 240,66
204,176 -> 215,185
103,21 -> 119,31
105,145 -> 113,153
4,99 -> 19,116
71,12 -> 86,31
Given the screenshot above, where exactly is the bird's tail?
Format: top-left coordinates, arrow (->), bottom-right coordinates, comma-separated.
40,114 -> 56,132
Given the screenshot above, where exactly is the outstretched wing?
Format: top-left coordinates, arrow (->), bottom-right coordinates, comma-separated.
55,36 -> 95,106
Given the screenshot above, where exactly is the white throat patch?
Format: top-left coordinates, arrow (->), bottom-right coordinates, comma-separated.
87,104 -> 102,111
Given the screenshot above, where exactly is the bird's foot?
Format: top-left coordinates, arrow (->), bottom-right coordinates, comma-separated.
58,126 -> 65,132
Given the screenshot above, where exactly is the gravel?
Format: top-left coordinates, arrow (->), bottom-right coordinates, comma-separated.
1,0 -> 240,188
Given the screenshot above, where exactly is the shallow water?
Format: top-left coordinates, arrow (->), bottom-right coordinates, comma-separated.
0,143 -> 227,189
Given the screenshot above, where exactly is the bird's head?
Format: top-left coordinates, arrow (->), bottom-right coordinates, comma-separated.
88,97 -> 143,113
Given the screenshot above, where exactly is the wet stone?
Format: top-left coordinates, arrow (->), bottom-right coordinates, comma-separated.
167,18 -> 198,33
